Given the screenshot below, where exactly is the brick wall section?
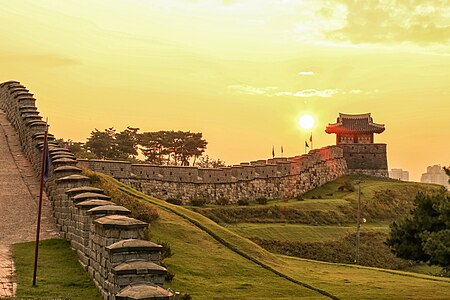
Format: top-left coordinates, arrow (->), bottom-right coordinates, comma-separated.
0,81 -> 172,300
78,147 -> 349,203
338,144 -> 388,177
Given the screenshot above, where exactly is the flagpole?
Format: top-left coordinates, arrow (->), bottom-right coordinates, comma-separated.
33,118 -> 48,286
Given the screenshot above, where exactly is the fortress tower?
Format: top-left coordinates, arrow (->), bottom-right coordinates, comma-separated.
325,113 -> 388,177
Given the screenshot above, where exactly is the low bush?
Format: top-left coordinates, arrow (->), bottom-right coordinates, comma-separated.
338,180 -> 355,192
237,199 -> 249,206
256,197 -> 268,205
166,198 -> 183,205
216,196 -> 229,206
191,198 -> 206,207
252,231 -> 411,270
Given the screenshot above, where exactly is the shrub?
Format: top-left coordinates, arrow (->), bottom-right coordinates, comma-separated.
216,197 -> 229,206
165,270 -> 175,281
190,198 -> 206,207
317,195 -> 323,199
181,294 -> 192,300
256,197 -> 268,205
296,194 -> 304,201
166,198 -> 183,205
311,196 -> 317,199
157,240 -> 173,260
237,199 -> 249,206
338,180 -> 355,192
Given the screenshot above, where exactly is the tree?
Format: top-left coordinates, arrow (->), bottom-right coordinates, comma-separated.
196,155 -> 226,168
115,127 -> 140,159
85,128 -> 116,159
139,130 -> 207,166
386,189 -> 450,273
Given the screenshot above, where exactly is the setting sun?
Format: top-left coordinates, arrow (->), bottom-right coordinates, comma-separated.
299,115 -> 315,130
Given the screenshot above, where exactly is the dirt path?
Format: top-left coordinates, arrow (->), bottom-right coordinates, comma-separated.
0,109 -> 58,297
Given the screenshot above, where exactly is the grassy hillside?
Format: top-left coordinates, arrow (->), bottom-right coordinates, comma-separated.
188,175 -> 445,272
13,239 -> 101,299
84,169 -> 450,299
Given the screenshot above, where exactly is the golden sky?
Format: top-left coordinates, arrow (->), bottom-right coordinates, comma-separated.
0,0 -> 449,181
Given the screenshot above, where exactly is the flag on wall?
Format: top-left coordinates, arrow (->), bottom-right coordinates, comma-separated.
305,141 -> 309,148
309,133 -> 313,143
43,142 -> 50,182
281,145 -> 284,155
272,145 -> 275,158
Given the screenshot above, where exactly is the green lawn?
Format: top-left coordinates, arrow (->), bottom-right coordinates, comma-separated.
89,172 -> 450,300
150,209 -> 326,299
81,174 -> 450,299
225,223 -> 389,243
13,239 -> 101,300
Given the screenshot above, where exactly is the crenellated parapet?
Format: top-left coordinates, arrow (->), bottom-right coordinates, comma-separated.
78,145 -> 348,203
0,81 -> 173,300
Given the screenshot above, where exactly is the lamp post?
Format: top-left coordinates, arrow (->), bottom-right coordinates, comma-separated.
355,179 -> 362,264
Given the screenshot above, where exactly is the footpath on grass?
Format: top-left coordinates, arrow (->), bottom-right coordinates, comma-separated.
0,109 -> 58,297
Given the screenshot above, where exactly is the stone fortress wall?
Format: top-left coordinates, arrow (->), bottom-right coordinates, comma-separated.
339,143 -> 388,177
78,146 -> 349,203
0,81 -> 173,300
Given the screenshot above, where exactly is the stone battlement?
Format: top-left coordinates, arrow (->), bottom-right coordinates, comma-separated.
78,146 -> 348,202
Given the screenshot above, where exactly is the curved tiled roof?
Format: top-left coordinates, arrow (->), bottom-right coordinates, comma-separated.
325,113 -> 385,134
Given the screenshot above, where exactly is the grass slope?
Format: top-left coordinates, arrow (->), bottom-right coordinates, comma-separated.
86,170 -> 450,299
13,239 -> 101,299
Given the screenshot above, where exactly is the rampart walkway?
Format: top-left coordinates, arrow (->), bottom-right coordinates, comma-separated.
0,109 -> 58,297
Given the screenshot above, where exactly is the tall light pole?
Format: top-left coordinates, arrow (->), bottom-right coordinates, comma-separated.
355,179 -> 362,264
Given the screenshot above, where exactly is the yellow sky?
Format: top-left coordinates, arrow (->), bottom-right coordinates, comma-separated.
0,0 -> 449,181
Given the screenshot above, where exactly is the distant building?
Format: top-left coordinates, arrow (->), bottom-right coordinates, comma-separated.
420,165 -> 449,189
389,168 -> 409,181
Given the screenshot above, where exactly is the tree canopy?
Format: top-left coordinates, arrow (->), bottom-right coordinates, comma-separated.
59,127 -> 214,167
386,186 -> 450,273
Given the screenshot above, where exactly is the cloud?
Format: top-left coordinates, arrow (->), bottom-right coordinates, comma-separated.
324,0 -> 450,45
228,84 -> 279,95
298,71 -> 315,76
229,84 -> 344,98
292,89 -> 339,97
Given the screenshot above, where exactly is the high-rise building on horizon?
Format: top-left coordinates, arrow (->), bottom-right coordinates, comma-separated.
389,168 -> 409,181
420,165 -> 449,189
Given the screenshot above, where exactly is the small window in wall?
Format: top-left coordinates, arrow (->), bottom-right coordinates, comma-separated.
140,171 -> 142,174
102,167 -> 105,170
146,174 -> 149,178
361,155 -> 365,159
120,168 -> 123,171
170,172 -> 172,175
209,174 -> 211,178
153,171 -> 155,174
180,177 -> 182,181
364,146 -> 367,150
217,178 -> 220,181
188,173 -> 191,175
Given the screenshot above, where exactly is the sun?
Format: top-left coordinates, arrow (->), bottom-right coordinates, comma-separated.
299,114 -> 314,130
